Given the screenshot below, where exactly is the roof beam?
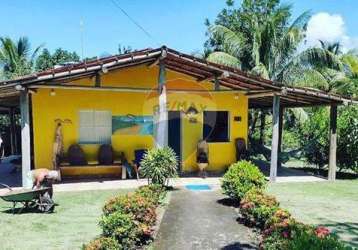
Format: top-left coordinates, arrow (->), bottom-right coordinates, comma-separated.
247,91 -> 283,99
28,84 -> 246,94
196,71 -> 230,83
148,48 -> 167,68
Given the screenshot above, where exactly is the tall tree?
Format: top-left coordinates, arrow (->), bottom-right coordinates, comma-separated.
0,37 -> 42,79
291,41 -> 357,96
205,0 -> 342,82
35,48 -> 80,71
205,0 -> 344,145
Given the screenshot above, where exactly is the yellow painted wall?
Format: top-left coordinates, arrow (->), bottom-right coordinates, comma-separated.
31,65 -> 248,173
32,88 -> 155,169
167,92 -> 248,172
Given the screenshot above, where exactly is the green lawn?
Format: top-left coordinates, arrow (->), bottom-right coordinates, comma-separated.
0,189 -> 129,250
268,180 -> 358,248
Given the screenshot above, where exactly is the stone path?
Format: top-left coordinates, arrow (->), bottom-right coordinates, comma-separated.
153,188 -> 258,250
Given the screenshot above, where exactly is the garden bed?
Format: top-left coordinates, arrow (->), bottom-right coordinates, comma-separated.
84,184 -> 170,250
221,160 -> 353,250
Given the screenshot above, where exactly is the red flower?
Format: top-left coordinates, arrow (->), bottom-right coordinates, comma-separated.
315,226 -> 330,238
282,231 -> 290,238
240,201 -> 255,210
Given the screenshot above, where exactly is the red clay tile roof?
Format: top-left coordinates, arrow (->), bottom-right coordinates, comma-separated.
0,46 -> 356,108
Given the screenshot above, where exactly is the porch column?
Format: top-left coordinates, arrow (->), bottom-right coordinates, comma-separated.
270,95 -> 280,182
328,104 -> 337,181
278,107 -> 284,167
20,90 -> 32,187
9,107 -> 16,155
155,56 -> 168,148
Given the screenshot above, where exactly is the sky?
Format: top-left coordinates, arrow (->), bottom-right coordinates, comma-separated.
0,0 -> 357,58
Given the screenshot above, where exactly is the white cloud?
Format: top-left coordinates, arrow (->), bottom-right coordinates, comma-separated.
304,12 -> 358,52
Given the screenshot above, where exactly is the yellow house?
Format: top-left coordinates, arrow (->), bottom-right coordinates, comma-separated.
0,46 -> 353,185
31,47 -> 251,176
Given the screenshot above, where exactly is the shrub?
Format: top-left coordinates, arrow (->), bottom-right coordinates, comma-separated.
135,184 -> 167,206
83,237 -> 121,250
262,221 -> 350,250
99,212 -> 139,249
240,188 -> 279,228
337,105 -> 358,173
288,231 -> 350,250
299,107 -> 329,169
86,185 -> 167,249
103,193 -> 157,228
140,147 -> 178,186
221,161 -> 266,201
265,208 -> 292,229
299,106 -> 358,173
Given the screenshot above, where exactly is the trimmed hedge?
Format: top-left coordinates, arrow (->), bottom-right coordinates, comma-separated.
83,185 -> 167,250
221,160 -> 352,250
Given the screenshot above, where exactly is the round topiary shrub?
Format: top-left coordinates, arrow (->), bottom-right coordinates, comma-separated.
221,160 -> 266,201
140,147 -> 178,186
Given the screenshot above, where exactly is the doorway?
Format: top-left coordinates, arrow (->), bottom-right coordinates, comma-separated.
168,111 -> 182,170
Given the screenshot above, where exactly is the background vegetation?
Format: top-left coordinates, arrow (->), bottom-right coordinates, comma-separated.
205,0 -> 358,175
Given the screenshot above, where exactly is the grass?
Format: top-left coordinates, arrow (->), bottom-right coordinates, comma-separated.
268,180 -> 358,248
0,189 -> 129,250
284,159 -> 358,179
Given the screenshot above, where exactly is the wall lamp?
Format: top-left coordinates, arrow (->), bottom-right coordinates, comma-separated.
50,88 -> 56,96
185,105 -> 199,123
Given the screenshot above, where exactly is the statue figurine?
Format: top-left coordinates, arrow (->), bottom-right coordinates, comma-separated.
52,122 -> 64,171
197,140 -> 209,178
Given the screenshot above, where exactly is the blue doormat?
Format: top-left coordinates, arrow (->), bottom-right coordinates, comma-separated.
185,184 -> 211,191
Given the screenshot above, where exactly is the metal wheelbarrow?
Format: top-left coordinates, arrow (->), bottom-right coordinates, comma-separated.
0,183 -> 54,214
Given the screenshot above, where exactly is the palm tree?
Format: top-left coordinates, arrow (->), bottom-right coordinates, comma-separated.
206,3 -> 342,83
340,52 -> 358,98
0,37 -> 42,79
205,0 -> 344,147
291,41 -> 357,96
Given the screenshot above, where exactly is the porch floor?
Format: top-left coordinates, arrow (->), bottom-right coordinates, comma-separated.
1,164 -> 325,195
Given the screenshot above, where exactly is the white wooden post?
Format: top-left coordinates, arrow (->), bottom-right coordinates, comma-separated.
328,104 -> 337,181
155,59 -> 168,148
9,107 -> 16,154
20,91 -> 32,187
270,95 -> 280,182
278,107 -> 284,168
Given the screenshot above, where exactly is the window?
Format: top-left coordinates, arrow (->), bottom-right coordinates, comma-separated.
203,111 -> 229,142
79,110 -> 112,144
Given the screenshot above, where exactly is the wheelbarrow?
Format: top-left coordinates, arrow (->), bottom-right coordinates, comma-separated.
0,183 -> 54,214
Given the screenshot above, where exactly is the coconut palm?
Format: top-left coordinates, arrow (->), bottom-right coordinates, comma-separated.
205,0 -> 345,147
0,37 -> 42,79
206,3 -> 342,83
291,41 -> 357,96
340,52 -> 358,98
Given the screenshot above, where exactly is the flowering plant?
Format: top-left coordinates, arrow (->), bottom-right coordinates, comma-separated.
315,226 -> 331,238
